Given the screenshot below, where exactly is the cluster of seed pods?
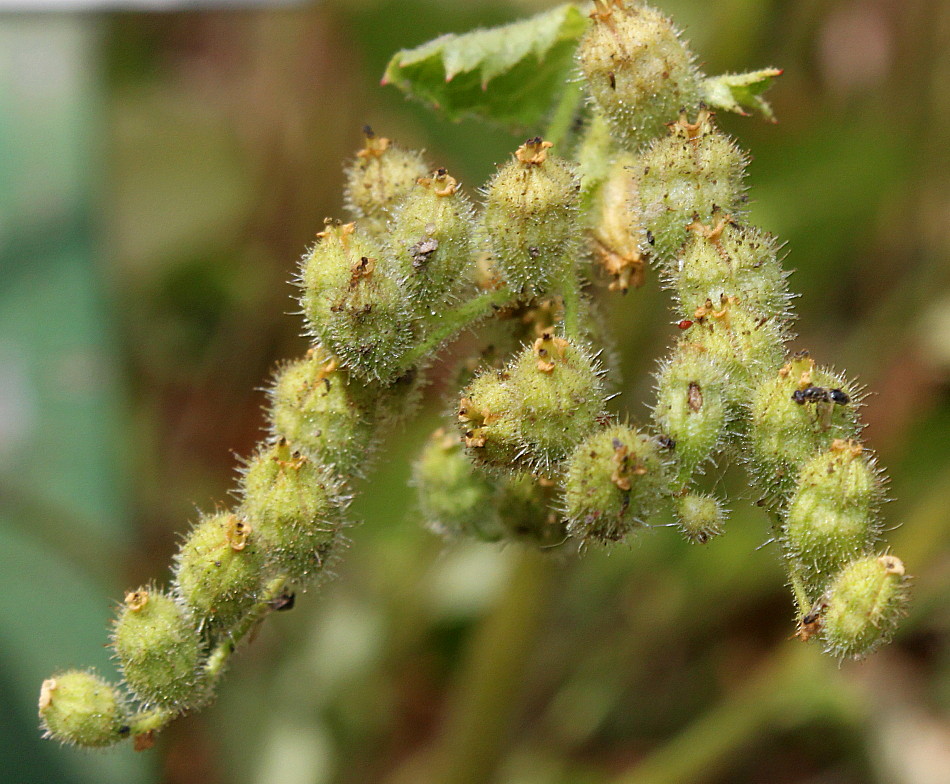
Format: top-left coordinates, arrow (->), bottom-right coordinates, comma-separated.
39,0 -> 907,749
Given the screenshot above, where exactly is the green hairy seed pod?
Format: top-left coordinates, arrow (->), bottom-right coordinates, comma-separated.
675,492 -> 725,544
482,138 -> 580,296
496,472 -> 566,548
563,424 -> 668,543
38,671 -> 127,748
343,129 -> 429,236
821,554 -> 908,659
652,346 -> 731,481
269,348 -> 376,477
301,221 -> 415,382
749,354 -> 861,498
387,168 -> 476,309
504,334 -> 605,469
578,0 -> 702,151
174,512 -> 267,628
589,153 -> 646,293
683,304 -> 786,386
413,427 -> 503,542
240,442 -> 346,580
784,440 -> 882,592
458,368 -> 524,469
113,589 -> 207,710
636,110 -> 748,266
671,220 -> 789,319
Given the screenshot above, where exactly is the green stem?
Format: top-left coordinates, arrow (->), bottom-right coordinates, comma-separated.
400,286 -> 514,372
559,265 -> 584,340
544,77 -> 585,149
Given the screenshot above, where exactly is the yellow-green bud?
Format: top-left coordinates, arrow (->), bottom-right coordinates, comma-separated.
504,334 -> 606,470
748,355 -> 860,499
343,129 -> 429,236
458,368 -> 524,470
652,346 -> 731,481
300,222 -> 415,383
671,220 -> 790,319
112,589 -> 207,710
683,304 -> 786,387
784,440 -> 881,592
563,424 -> 669,543
174,512 -> 267,628
578,1 -> 702,151
496,472 -> 566,549
239,442 -> 346,581
821,554 -> 908,659
675,492 -> 726,544
413,427 -> 503,542
387,168 -> 477,310
38,671 -> 128,748
636,110 -> 748,265
482,138 -> 580,296
269,348 -> 375,477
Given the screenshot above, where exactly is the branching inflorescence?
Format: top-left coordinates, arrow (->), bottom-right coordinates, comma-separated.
40,0 -> 908,750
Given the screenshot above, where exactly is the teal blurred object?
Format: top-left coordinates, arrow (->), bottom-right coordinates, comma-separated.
0,17 -> 152,784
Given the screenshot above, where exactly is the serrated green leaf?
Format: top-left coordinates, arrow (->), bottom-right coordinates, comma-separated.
382,4 -> 588,127
702,68 -> 783,122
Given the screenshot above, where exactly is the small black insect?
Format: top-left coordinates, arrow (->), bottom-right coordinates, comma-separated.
791,386 -> 850,406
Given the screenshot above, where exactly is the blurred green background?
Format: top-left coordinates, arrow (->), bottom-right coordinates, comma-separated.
1,1 -> 948,782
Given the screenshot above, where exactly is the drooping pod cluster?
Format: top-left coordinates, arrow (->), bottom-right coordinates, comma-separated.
42,0 -> 912,750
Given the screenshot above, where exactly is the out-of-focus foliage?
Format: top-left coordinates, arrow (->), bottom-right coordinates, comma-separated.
1,1 -> 948,782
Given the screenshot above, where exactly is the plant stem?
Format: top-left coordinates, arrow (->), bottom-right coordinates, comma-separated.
559,266 -> 584,340
400,286 -> 514,372
544,77 -> 585,149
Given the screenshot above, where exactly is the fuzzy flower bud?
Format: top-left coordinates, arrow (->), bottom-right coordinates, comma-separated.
387,168 -> 477,310
636,110 -> 748,266
749,354 -> 860,499
577,1 -> 703,151
344,128 -> 429,236
496,472 -> 566,548
112,589 -> 207,710
300,221 -> 415,383
174,512 -> 267,628
269,348 -> 376,477
563,424 -> 669,543
38,671 -> 128,748
784,440 -> 882,592
240,442 -> 346,581
675,492 -> 726,544
821,554 -> 908,658
413,427 -> 503,542
482,138 -> 580,296
589,153 -> 646,293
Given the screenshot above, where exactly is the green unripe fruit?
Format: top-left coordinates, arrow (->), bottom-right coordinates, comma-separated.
563,424 -> 669,543
174,512 -> 267,628
636,110 -> 748,265
821,554 -> 908,658
458,368 -> 524,469
684,303 -> 786,386
482,138 -> 580,296
413,427 -> 503,542
38,671 -> 127,748
505,334 -> 606,470
270,349 -> 376,477
113,589 -> 207,710
670,220 -> 789,319
301,222 -> 415,383
578,1 -> 702,151
652,347 -> 731,481
748,355 -> 860,498
387,168 -> 476,309
240,442 -> 346,581
675,492 -> 725,544
344,129 -> 429,236
496,472 -> 566,549
784,441 -> 881,592
590,153 -> 646,293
